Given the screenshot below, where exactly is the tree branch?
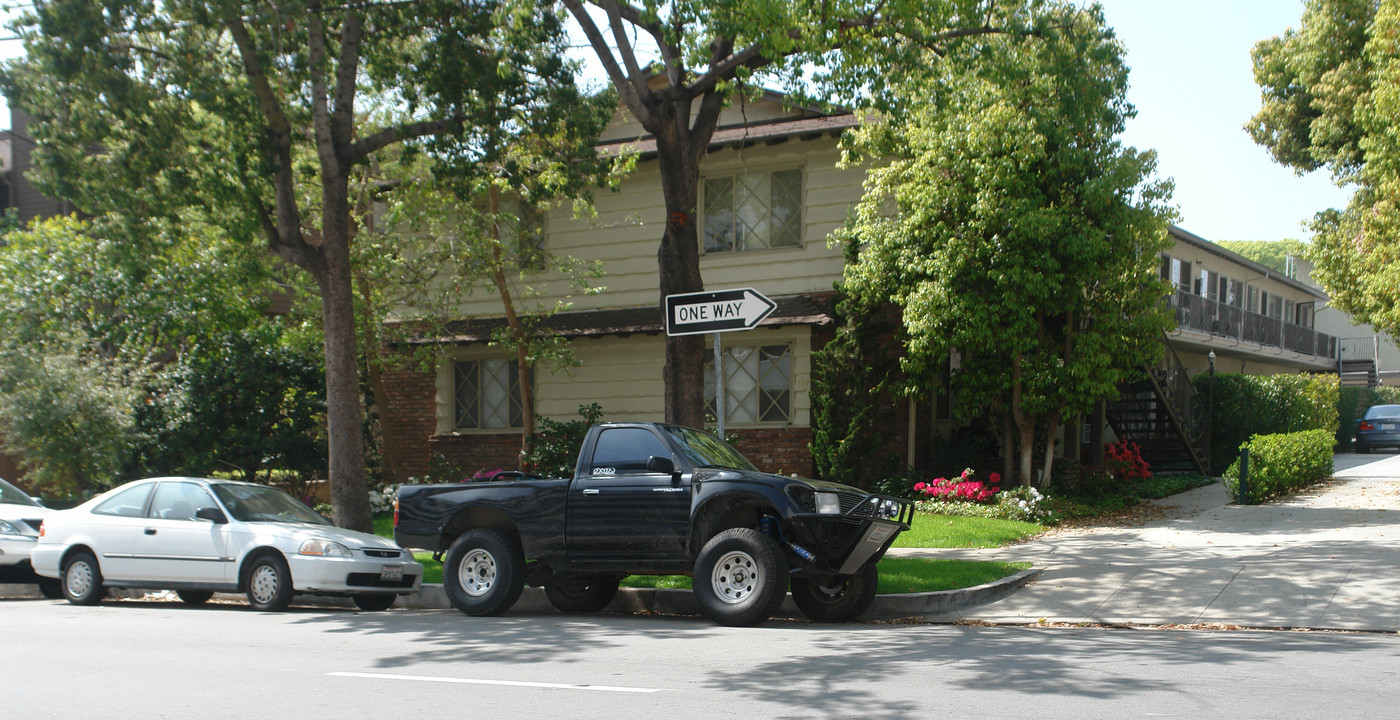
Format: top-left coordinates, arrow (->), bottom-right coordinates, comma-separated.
563,0 -> 654,127
307,1 -> 341,181
345,117 -> 459,160
332,11 -> 365,152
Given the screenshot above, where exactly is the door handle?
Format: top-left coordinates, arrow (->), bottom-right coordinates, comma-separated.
144,528 -> 157,535
582,489 -> 600,496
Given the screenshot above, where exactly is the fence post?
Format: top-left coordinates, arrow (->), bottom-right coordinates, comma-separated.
1238,447 -> 1250,505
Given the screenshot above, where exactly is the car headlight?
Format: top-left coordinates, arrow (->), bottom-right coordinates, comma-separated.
815,492 -> 841,515
299,539 -> 351,557
0,519 -> 25,536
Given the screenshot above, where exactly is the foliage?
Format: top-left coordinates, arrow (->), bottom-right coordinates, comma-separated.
1224,429 -> 1335,504
914,484 -> 1053,524
1248,0 -> 1400,339
1193,372 -> 1339,471
1,0 -> 604,531
0,216 -> 286,496
1336,385 -> 1400,448
836,5 -> 1175,487
522,403 -> 604,478
129,328 -> 327,486
1214,239 -> 1310,276
1103,440 -> 1152,482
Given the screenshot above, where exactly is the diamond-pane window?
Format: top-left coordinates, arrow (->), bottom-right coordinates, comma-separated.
454,359 -> 524,429
703,169 -> 802,253
704,344 -> 792,424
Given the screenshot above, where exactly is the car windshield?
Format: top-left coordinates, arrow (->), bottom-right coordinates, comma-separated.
212,483 -> 332,525
0,477 -> 41,507
664,426 -> 758,472
1364,405 -> 1400,420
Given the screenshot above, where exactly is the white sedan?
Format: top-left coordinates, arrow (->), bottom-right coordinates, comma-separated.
0,477 -> 59,597
32,477 -> 422,611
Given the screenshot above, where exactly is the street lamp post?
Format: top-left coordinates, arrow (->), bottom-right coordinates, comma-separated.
1207,350 -> 1216,474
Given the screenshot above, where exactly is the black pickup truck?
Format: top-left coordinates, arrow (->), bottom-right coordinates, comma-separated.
395,422 -> 913,626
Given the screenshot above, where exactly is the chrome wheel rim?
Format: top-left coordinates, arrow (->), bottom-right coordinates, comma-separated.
249,564 -> 280,605
65,560 -> 93,598
458,548 -> 497,597
710,550 -> 761,604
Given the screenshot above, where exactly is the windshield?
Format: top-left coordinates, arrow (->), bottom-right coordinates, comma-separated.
664,426 -> 758,472
212,483 -> 332,525
0,478 -> 41,507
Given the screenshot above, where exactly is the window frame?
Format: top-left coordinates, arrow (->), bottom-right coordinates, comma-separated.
451,357 -> 530,431
699,165 -> 806,254
703,341 -> 794,426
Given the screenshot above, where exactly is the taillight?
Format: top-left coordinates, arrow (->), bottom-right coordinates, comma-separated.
38,520 -> 45,537
1361,421 -> 1376,431
392,497 -> 400,528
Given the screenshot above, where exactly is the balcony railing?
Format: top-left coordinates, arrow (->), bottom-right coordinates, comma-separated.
1168,291 -> 1336,360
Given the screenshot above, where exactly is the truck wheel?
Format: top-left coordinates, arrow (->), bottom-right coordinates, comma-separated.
443,529 -> 524,617
544,575 -> 620,613
693,528 -> 788,627
790,563 -> 878,623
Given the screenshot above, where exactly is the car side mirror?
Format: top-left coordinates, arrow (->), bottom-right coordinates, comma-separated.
195,507 -> 228,524
645,455 -> 676,476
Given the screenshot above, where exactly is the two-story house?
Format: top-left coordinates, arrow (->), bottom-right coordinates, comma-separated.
379,93 -> 1343,480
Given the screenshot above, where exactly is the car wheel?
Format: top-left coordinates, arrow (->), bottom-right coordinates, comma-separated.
443,529 -> 525,617
352,594 -> 397,612
37,578 -> 63,599
245,554 -> 294,612
693,528 -> 788,627
61,551 -> 105,606
176,590 -> 215,606
789,563 -> 879,623
544,575 -> 621,613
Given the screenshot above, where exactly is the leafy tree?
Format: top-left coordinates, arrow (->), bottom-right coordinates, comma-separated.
563,0 -> 1053,429
0,215 -> 278,495
1248,0 -> 1400,337
835,6 -> 1175,486
1214,239 -> 1309,276
3,1 -> 598,530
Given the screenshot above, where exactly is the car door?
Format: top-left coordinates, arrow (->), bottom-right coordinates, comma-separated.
129,481 -> 230,584
567,426 -> 691,560
79,482 -> 156,582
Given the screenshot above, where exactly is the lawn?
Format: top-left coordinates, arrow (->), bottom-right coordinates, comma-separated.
893,513 -> 1043,548
620,557 -> 1031,594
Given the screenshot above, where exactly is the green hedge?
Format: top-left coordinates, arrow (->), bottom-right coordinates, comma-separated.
1194,372 -> 1338,471
1336,386 -> 1400,449
1223,429 -> 1334,504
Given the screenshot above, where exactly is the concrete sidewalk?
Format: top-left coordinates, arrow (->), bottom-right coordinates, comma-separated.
888,452 -> 1400,631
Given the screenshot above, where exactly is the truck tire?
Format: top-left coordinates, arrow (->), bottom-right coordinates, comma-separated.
544,575 -> 621,613
790,563 -> 878,623
693,528 -> 788,627
443,529 -> 525,617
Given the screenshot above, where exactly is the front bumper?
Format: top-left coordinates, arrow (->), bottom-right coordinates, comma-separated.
786,493 -> 913,575
0,534 -> 38,569
286,553 -> 424,596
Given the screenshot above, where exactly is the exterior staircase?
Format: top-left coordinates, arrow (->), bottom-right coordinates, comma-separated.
1106,336 -> 1210,474
1339,337 -> 1381,388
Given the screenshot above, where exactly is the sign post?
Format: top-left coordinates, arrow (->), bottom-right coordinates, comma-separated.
665,288 -> 776,437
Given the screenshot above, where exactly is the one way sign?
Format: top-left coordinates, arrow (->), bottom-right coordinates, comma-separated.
665,288 -> 777,337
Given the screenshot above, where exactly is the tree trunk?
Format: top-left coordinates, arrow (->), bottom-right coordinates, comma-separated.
1041,411 -> 1061,489
654,133 -> 707,429
320,175 -> 372,532
1010,354 -> 1035,487
1002,408 -> 1015,486
488,187 -> 535,469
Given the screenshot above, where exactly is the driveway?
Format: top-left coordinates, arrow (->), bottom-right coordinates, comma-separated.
889,452 -> 1400,631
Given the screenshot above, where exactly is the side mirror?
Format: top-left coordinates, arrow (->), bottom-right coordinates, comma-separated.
195,507 -> 228,524
645,455 -> 676,475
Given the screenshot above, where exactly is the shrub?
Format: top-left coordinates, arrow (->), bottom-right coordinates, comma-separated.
1223,429 -> 1334,503
523,403 -> 603,477
1103,440 -> 1151,481
1195,372 -> 1338,471
914,468 -> 1001,503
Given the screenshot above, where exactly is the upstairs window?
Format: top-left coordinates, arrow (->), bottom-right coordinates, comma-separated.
454,358 -> 525,430
704,344 -> 792,424
703,168 -> 803,253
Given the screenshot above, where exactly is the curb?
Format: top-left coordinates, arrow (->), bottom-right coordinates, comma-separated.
4,566 -> 1041,621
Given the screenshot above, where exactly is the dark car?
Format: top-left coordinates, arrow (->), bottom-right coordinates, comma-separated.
1354,404 -> 1400,453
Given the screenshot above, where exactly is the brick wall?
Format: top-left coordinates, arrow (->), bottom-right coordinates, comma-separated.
380,365 -> 437,480
428,433 -> 524,478
728,426 -> 815,478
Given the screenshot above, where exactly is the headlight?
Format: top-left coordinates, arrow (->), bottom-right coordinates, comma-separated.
299,539 -> 351,557
0,519 -> 25,536
815,492 -> 841,515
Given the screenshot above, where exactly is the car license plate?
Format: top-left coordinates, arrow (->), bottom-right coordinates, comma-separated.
380,565 -> 403,582
1382,423 -> 1397,431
